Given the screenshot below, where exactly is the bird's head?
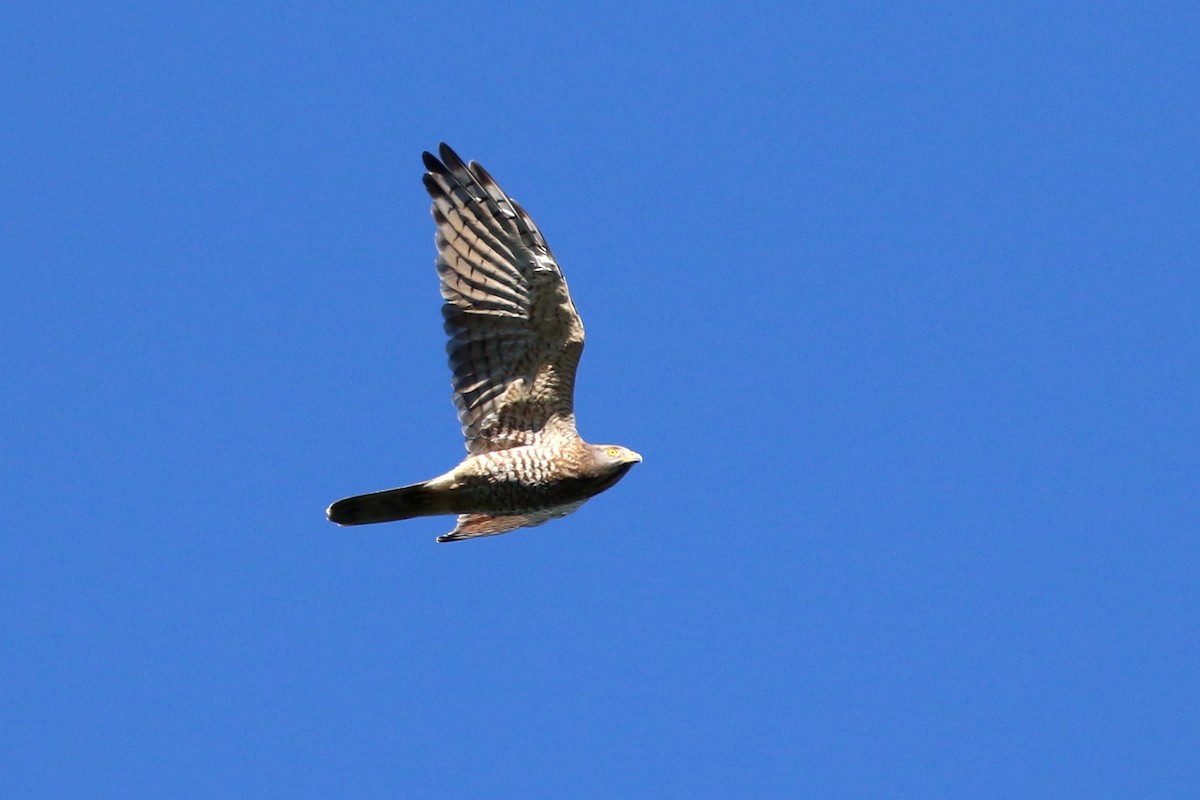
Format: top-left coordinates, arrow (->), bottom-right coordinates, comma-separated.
589,444 -> 643,473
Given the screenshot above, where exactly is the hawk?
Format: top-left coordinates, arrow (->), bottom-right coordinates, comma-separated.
327,143 -> 641,542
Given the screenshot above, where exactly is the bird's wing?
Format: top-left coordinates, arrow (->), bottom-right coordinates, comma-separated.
422,143 -> 585,454
436,501 -> 587,542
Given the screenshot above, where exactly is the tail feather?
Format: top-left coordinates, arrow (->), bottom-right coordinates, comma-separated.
327,482 -> 443,526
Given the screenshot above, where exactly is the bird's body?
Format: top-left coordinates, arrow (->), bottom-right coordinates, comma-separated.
327,144 -> 640,542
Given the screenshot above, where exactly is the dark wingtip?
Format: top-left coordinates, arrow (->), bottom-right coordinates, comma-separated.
470,160 -> 497,185
422,150 -> 443,173
421,171 -> 442,198
437,143 -> 469,173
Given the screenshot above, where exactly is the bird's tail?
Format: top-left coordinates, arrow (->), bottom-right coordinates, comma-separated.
326,481 -> 448,526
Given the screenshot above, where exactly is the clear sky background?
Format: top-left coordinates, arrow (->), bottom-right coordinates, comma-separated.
2,2 -> 1197,797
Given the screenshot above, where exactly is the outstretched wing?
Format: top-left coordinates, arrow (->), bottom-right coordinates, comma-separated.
422,143 -> 585,454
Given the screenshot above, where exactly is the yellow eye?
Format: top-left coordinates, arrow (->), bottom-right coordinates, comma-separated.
606,447 -> 619,457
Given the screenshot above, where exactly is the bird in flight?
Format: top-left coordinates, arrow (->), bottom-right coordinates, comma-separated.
327,144 -> 641,542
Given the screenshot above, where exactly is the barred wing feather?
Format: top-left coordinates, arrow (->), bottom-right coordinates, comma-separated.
422,144 -> 585,454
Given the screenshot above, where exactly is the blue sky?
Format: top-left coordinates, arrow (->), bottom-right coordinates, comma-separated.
2,1 -> 1197,796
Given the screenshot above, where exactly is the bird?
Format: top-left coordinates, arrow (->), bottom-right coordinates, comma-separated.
326,143 -> 641,542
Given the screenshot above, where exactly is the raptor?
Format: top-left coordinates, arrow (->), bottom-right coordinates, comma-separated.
326,144 -> 641,542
